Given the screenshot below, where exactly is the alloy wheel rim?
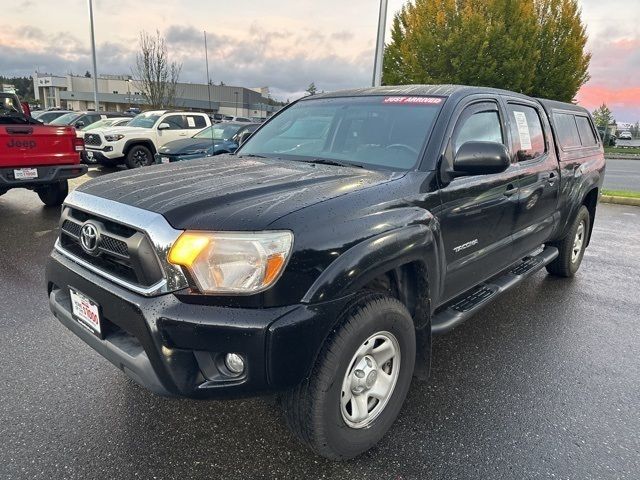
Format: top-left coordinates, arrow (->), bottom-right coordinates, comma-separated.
133,150 -> 148,166
572,221 -> 585,263
340,331 -> 401,429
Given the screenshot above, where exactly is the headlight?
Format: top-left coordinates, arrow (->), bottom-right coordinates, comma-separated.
167,231 -> 293,294
104,134 -> 125,142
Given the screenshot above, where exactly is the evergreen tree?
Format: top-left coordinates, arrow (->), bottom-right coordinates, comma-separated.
306,82 -> 317,96
592,103 -> 614,129
383,0 -> 590,102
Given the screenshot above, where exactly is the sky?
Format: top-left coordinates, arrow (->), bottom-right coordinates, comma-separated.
1,0 -> 639,121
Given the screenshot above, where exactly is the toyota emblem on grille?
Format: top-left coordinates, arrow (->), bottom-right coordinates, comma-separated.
80,223 -> 99,254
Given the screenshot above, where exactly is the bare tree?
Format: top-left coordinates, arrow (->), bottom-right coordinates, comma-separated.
132,30 -> 182,109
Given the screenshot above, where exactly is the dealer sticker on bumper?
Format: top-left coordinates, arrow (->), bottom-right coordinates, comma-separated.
70,288 -> 102,337
14,168 -> 38,180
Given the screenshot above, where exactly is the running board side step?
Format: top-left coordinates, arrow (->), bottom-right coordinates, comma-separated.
431,246 -> 559,335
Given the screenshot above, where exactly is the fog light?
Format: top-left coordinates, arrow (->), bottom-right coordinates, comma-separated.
224,353 -> 245,375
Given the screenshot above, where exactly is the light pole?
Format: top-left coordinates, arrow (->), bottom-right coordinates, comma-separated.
87,0 -> 100,110
372,0 -> 388,87
234,91 -> 239,116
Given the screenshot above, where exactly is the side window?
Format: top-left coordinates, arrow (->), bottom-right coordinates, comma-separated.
553,113 -> 581,149
575,115 -> 598,146
453,108 -> 503,154
507,104 -> 546,161
186,115 -> 207,129
162,115 -> 185,130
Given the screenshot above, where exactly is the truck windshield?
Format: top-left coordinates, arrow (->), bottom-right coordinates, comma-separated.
50,112 -> 82,125
238,96 -> 444,170
127,112 -> 162,128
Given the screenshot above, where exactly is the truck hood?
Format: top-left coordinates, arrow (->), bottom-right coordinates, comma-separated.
76,155 -> 404,230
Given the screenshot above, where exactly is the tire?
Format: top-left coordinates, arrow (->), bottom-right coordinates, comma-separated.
281,294 -> 416,460
546,205 -> 590,277
125,145 -> 153,169
37,180 -> 68,207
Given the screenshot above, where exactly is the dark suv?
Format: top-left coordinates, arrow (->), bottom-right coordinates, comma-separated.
46,85 -> 605,460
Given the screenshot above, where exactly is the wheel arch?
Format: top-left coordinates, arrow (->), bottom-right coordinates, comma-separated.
123,139 -> 157,156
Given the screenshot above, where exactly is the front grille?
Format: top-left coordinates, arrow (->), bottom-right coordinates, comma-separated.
59,207 -> 163,288
84,134 -> 102,147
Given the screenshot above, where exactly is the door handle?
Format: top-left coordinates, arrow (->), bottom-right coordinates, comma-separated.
504,184 -> 518,197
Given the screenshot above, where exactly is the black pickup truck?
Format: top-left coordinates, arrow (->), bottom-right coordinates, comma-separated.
46,85 -> 605,460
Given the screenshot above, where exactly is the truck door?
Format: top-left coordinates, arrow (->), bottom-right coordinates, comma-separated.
157,114 -> 189,146
437,99 -> 521,302
503,99 -> 561,257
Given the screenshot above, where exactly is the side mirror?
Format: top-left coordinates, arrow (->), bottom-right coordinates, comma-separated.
75,121 -> 85,129
452,141 -> 510,176
237,130 -> 253,146
158,122 -> 171,130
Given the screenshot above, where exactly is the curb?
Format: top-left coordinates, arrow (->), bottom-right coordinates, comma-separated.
605,154 -> 640,160
601,195 -> 640,207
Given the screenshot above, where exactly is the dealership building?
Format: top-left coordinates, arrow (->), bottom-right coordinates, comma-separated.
32,73 -> 279,119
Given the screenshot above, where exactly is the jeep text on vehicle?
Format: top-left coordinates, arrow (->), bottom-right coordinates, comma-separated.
1,92 -> 86,206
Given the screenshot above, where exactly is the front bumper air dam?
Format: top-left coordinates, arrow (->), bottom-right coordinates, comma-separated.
46,249 -> 352,399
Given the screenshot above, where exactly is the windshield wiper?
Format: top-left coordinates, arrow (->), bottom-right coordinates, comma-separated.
307,158 -> 364,169
238,153 -> 267,159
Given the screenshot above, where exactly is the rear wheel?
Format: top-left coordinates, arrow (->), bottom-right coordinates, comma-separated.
546,205 -> 590,277
125,145 -> 153,168
37,180 -> 69,207
281,295 -> 416,460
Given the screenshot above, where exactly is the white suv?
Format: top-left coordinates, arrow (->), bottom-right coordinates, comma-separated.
83,110 -> 211,168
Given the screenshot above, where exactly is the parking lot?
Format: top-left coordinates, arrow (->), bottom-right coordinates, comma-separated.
1,172 -> 638,479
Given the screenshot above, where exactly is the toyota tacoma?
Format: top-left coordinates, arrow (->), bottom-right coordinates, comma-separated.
46,85 -> 605,459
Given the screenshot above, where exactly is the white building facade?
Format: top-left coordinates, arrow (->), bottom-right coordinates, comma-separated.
33,73 -> 279,120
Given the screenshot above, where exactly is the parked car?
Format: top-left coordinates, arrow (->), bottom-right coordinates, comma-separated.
618,131 -> 633,140
155,122 -> 259,164
0,92 -> 86,206
31,110 -> 73,124
83,110 -> 212,168
79,118 -> 132,164
49,111 -> 123,131
46,85 -> 605,460
225,116 -> 253,123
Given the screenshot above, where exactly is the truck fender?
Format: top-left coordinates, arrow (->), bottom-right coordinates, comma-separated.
301,223 -> 440,309
123,139 -> 157,155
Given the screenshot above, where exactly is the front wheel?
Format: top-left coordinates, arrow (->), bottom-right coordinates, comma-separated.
37,180 -> 68,207
546,205 -> 591,277
125,145 -> 153,169
281,295 -> 416,460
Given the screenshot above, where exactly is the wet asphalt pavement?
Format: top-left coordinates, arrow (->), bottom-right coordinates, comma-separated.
1,174 -> 639,480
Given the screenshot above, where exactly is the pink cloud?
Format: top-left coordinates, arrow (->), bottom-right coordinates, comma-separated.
577,85 -> 640,115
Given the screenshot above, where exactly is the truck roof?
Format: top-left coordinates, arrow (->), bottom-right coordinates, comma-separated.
308,85 -> 589,115
309,84 -> 533,101
535,98 -> 591,116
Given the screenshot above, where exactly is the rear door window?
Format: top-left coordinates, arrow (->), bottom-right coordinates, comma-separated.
553,113 -> 581,149
575,115 -> 598,146
506,104 -> 546,161
185,115 -> 207,129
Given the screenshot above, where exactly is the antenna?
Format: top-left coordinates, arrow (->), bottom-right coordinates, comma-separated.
204,31 -> 215,155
